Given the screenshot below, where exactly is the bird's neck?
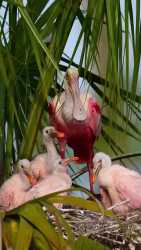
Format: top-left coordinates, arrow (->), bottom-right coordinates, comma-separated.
55,167 -> 67,174
44,139 -> 59,157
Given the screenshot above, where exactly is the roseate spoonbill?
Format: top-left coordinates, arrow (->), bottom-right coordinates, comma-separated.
93,152 -> 141,215
0,159 -> 34,211
48,68 -> 101,193
24,157 -> 74,208
29,126 -> 75,181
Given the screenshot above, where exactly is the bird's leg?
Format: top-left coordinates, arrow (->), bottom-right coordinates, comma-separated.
63,156 -> 80,166
87,161 -> 94,194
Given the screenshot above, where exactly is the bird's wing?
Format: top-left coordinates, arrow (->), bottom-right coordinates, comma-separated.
89,109 -> 101,138
115,174 -> 141,209
85,96 -> 101,137
48,93 -> 65,114
0,190 -> 14,211
48,93 -> 68,131
94,113 -> 101,138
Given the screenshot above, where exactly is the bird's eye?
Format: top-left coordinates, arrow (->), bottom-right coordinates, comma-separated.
58,160 -> 62,165
45,130 -> 49,134
20,164 -> 24,168
97,160 -> 102,164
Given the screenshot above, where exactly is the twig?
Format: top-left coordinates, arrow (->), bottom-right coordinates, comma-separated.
47,207 -> 141,249
107,199 -> 130,211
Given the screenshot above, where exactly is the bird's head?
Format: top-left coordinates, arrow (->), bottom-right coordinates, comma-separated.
65,68 -> 79,97
53,156 -> 79,172
93,152 -> 112,182
65,68 -> 79,86
17,159 -> 30,173
42,126 -> 65,140
65,68 -> 87,121
17,159 -> 37,186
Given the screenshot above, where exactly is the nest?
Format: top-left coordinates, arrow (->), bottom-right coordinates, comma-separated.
47,207 -> 141,250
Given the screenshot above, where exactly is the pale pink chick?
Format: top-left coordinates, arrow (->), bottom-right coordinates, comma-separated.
24,157 -> 72,208
0,159 -> 33,211
93,152 -> 141,215
29,126 -> 64,181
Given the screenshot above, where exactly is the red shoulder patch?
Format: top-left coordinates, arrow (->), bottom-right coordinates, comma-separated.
93,102 -> 101,114
48,102 -> 55,115
89,97 -> 101,114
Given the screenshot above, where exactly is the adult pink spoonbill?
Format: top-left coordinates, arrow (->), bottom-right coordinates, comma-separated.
48,68 -> 101,193
93,152 -> 141,215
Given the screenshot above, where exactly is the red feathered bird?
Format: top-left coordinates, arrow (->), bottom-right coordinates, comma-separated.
48,68 -> 101,193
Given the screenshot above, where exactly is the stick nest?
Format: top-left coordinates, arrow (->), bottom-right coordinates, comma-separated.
47,207 -> 141,250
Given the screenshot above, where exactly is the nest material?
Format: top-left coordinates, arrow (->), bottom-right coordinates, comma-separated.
47,207 -> 141,250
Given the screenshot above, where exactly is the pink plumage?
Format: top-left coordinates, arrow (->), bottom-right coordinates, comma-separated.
24,157 -> 72,208
93,152 -> 141,215
48,68 -> 101,193
0,160 -> 32,211
29,126 -> 78,181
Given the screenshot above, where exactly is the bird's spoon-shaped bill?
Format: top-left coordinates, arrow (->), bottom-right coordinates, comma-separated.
26,174 -> 38,186
52,129 -> 65,139
63,156 -> 79,166
92,160 -> 102,183
53,130 -> 65,139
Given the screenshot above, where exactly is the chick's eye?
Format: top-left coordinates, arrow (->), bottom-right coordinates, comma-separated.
45,130 -> 49,134
58,160 -> 62,165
